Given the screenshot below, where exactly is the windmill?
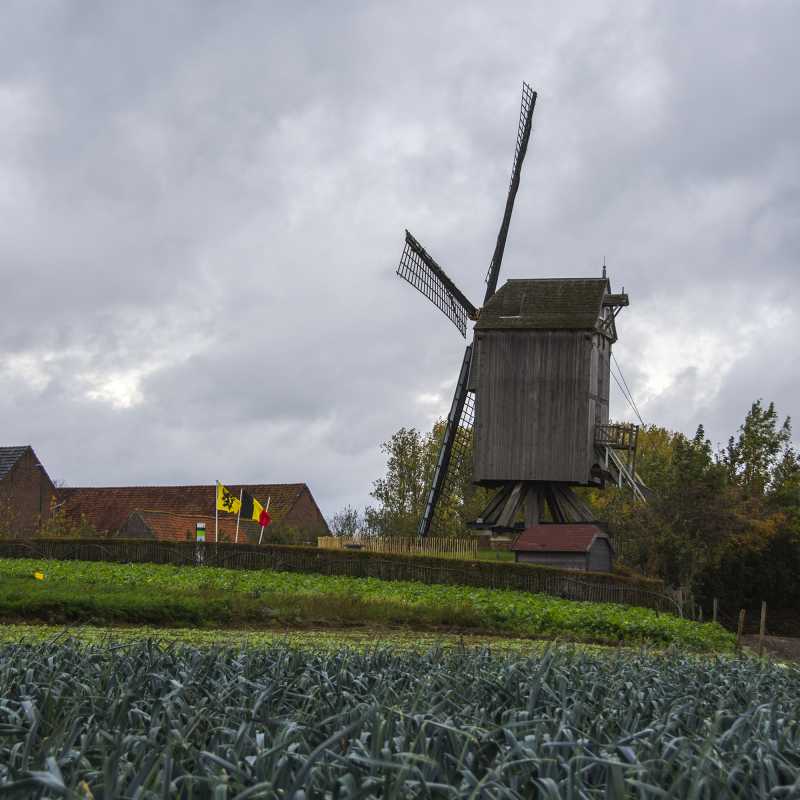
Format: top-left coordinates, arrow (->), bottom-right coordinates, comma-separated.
396,83 -> 645,538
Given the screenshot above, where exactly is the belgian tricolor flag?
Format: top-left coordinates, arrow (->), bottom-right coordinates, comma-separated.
241,490 -> 272,528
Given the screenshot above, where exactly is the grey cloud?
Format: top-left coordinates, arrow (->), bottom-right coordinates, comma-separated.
2,1 -> 799,518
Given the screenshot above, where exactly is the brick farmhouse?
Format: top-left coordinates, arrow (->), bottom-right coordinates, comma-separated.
0,446 -> 58,535
0,445 -> 328,542
59,483 -> 329,543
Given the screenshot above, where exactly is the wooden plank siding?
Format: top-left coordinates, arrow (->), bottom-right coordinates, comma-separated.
473,330 -> 596,484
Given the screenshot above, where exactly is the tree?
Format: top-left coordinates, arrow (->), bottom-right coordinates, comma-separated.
35,499 -> 97,539
366,421 -> 492,537
594,424 -> 741,587
724,400 -> 792,495
367,427 -> 436,537
329,505 -> 363,536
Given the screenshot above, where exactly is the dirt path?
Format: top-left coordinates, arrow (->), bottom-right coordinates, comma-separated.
742,635 -> 800,662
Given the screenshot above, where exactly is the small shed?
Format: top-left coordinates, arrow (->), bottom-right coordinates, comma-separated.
511,523 -> 614,572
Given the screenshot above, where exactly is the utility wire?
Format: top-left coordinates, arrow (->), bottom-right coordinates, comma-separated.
610,369 -> 641,425
611,352 -> 641,419
610,357 -> 646,428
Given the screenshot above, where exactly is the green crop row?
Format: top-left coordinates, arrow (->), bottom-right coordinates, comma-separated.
0,558 -> 733,651
0,640 -> 797,798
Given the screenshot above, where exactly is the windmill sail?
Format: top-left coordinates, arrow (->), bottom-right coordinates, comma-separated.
397,231 -> 477,338
484,82 -> 537,302
399,82 -> 537,538
418,345 -> 474,537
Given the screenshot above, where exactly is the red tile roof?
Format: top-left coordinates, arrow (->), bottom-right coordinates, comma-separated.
512,524 -> 611,553
124,510 -> 264,543
58,483 -> 306,534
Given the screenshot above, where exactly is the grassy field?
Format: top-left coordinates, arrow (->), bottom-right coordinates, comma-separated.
0,621 -> 616,655
0,638 -> 796,797
0,558 -> 732,650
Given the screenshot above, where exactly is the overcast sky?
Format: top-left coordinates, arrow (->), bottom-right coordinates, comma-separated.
2,1 -> 798,517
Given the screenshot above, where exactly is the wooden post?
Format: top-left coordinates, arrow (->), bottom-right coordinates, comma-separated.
736,609 -> 746,651
758,601 -> 767,657
698,606 -> 703,623
712,597 -> 718,624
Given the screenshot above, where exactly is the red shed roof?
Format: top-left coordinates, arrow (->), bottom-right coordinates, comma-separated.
512,524 -> 611,553
58,483 -> 306,534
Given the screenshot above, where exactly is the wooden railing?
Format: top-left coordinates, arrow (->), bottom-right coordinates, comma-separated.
0,538 -> 676,613
318,536 -> 478,559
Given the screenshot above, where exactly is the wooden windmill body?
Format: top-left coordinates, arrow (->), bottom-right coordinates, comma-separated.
469,278 -> 634,530
395,85 -> 645,538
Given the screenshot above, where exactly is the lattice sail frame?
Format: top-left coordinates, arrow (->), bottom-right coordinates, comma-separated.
484,82 -> 537,296
508,83 -> 536,197
427,390 -> 476,537
397,231 -> 477,338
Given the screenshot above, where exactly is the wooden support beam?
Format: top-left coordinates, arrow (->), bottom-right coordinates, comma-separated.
524,485 -> 542,526
477,484 -> 514,526
555,486 -> 595,523
496,482 -> 525,527
544,486 -> 567,524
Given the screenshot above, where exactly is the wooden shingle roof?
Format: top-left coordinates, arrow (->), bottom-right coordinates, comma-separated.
58,483 -> 306,534
476,278 -> 609,331
0,446 -> 30,481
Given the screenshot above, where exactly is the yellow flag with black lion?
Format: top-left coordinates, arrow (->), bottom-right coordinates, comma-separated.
216,482 -> 241,515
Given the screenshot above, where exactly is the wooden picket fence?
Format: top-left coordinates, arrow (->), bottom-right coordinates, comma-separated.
318,535 -> 478,559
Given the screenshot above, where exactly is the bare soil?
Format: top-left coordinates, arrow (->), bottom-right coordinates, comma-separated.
742,634 -> 800,662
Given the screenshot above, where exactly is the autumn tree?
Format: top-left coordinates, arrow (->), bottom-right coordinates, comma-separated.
723,400 -> 792,495
365,421 -> 491,537
364,427 -> 437,537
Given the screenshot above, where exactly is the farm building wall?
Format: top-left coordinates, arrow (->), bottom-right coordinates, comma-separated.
280,487 -> 329,543
120,512 -> 152,539
515,551 -> 587,571
587,538 -> 613,573
58,483 -> 329,541
473,330 -> 595,484
0,447 -> 57,536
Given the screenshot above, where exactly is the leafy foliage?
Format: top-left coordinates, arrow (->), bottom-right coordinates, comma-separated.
0,558 -> 732,650
329,504 -> 362,536
589,400 -> 800,622
0,640 -> 796,797
363,421 -> 490,538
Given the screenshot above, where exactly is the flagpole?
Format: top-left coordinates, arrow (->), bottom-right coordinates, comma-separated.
259,496 -> 271,545
215,481 -> 219,543
235,488 -> 243,544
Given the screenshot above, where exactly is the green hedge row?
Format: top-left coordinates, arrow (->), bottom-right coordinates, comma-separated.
0,538 -> 671,611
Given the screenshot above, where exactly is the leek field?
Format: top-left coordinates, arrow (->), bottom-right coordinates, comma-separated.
0,639 -> 798,798
0,558 -> 732,651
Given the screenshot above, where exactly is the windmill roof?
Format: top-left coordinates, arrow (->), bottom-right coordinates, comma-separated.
512,524 -> 612,553
0,446 -> 31,481
58,483 -> 306,534
476,278 -> 609,331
